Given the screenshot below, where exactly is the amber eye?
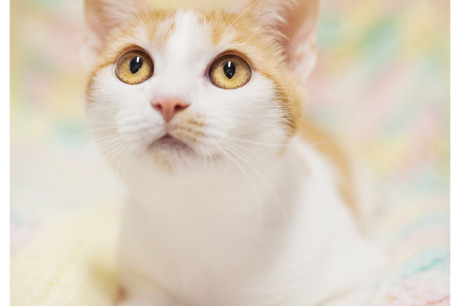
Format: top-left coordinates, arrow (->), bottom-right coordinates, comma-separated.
115,50 -> 154,85
209,55 -> 251,89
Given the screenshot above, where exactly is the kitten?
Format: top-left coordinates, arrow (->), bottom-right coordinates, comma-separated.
83,0 -> 384,305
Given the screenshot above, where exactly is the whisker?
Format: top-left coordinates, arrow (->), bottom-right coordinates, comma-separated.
88,105 -> 119,114
205,130 -> 333,149
217,11 -> 232,33
222,0 -> 262,35
103,143 -> 127,167
226,141 -> 292,192
115,144 -> 133,177
220,143 -> 287,219
217,145 -> 261,205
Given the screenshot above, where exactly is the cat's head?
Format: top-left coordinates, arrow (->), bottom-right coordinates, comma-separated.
84,0 -> 319,176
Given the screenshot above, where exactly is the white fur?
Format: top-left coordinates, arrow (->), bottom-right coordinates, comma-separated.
86,7 -> 384,306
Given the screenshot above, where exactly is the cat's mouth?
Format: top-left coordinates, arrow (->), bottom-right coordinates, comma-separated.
148,133 -> 193,153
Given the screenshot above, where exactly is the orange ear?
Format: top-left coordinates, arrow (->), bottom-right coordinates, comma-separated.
82,0 -> 145,69
238,0 -> 319,84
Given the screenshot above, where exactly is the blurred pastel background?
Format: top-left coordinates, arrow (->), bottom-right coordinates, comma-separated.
11,0 -> 450,305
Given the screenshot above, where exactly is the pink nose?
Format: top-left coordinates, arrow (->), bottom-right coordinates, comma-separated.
151,98 -> 190,123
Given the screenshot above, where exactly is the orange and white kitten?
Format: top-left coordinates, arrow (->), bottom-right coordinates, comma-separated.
84,0 -> 384,305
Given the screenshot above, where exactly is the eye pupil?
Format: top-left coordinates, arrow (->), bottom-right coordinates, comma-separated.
130,56 -> 143,74
223,61 -> 236,79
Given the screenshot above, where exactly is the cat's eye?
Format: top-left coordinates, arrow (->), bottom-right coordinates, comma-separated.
209,55 -> 251,89
115,50 -> 154,85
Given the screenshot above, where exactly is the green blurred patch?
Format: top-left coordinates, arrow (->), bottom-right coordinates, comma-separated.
361,17 -> 400,70
317,13 -> 344,49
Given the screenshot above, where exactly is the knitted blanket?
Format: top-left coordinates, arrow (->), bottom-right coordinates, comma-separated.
11,0 -> 449,304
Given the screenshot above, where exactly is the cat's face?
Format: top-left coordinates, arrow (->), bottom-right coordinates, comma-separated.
84,0 -> 318,175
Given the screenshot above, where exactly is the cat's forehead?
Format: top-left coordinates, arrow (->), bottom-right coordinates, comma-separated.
120,10 -> 238,58
158,10 -> 219,67
98,8 -> 270,71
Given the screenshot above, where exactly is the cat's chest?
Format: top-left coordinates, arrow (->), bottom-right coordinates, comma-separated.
119,171 -> 356,306
119,141 -> 353,303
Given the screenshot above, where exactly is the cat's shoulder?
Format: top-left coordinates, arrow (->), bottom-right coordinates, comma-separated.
296,118 -> 359,220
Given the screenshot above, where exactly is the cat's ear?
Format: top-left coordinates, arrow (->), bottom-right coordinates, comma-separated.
238,0 -> 319,83
82,0 -> 145,70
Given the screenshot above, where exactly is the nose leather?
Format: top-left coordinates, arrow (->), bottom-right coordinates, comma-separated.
151,98 -> 190,123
